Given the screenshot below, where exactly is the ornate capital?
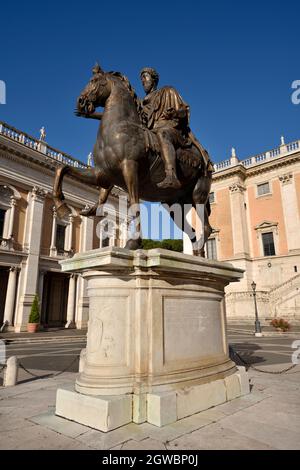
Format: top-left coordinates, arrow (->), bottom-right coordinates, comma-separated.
229,182 -> 245,193
10,196 -> 17,207
31,186 -> 47,202
9,266 -> 19,273
279,173 -> 293,185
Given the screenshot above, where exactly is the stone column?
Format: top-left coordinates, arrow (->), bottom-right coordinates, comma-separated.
8,197 -> 16,238
14,186 -> 46,332
38,271 -> 45,302
50,207 -> 57,256
109,225 -> 116,247
76,216 -> 94,329
119,220 -> 129,248
65,274 -> 76,328
3,267 -> 18,326
279,174 -> 300,252
38,270 -> 45,322
66,215 -> 74,251
229,182 -> 249,257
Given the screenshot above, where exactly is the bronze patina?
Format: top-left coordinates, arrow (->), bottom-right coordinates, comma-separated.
53,64 -> 213,254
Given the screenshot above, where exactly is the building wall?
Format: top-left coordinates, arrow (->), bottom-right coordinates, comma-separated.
210,188 -> 234,260
192,139 -> 300,324
0,121 -> 129,332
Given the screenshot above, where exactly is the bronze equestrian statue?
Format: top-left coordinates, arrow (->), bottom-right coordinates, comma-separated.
53,64 -> 214,254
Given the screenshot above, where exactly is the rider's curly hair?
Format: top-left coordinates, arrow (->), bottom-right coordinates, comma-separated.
140,67 -> 159,86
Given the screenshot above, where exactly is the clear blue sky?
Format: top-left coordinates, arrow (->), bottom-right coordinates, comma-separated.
0,0 -> 299,165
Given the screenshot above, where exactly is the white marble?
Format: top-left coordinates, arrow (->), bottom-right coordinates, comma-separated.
177,379 -> 227,420
225,373 -> 242,401
56,247 -> 246,428
56,387 -> 132,432
133,394 -> 147,424
4,356 -> 19,387
147,392 -> 177,427
237,366 -> 251,396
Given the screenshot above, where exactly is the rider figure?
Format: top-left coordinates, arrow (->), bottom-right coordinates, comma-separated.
140,67 -> 191,189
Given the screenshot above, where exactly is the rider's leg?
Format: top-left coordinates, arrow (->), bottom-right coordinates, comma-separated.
156,130 -> 181,189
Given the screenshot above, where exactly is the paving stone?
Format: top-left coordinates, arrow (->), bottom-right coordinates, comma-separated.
29,411 -> 91,438
121,438 -> 167,450
76,423 -> 151,450
217,394 -> 270,415
0,415 -> 37,432
217,410 -> 300,450
145,413 -> 213,443
167,422 -> 275,450
0,423 -> 93,450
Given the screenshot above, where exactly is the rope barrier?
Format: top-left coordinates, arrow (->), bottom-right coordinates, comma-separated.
229,345 -> 298,374
18,355 -> 80,379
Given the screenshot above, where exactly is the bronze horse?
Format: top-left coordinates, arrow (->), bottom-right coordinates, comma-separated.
53,65 -> 213,254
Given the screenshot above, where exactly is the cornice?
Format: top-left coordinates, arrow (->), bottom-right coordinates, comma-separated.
212,164 -> 247,182
212,151 -> 300,181
0,136 -> 127,201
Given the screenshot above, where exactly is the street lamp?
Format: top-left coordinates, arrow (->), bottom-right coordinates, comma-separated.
251,281 -> 262,337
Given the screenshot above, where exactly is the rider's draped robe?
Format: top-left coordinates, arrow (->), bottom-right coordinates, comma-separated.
140,86 -> 214,173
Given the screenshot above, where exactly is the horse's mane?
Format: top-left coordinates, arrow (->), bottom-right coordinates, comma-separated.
108,71 -> 140,112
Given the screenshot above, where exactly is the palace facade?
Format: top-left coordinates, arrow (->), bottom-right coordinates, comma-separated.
0,121 -> 129,332
1,120 -> 300,331
205,138 -> 300,323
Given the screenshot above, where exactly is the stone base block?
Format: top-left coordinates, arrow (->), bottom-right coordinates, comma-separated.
133,394 -> 147,424
147,392 -> 177,427
176,378 -> 227,420
236,366 -> 251,396
149,370 -> 247,424
55,387 -> 132,432
56,370 -> 249,431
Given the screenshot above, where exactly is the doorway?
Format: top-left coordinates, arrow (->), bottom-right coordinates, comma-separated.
0,267 -> 9,325
42,272 -> 69,327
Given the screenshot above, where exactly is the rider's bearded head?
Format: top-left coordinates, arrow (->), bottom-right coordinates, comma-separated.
140,67 -> 159,89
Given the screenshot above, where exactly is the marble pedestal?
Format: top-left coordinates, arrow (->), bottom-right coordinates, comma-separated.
56,247 -> 249,431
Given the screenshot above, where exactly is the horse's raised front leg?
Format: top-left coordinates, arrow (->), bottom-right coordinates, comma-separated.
53,164 -> 101,218
120,160 -> 142,250
53,165 -> 71,218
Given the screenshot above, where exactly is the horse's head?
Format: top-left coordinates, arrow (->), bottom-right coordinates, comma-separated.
77,63 -> 111,114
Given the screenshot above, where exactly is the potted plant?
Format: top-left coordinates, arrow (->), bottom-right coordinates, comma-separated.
27,294 -> 40,333
270,318 -> 291,332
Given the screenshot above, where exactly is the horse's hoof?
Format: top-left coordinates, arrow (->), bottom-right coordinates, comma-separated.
53,191 -> 65,201
80,205 -> 97,217
157,174 -> 181,189
125,238 -> 142,250
56,203 -> 71,219
193,249 -> 204,257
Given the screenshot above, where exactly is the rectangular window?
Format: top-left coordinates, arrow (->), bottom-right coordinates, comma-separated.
0,209 -> 5,238
206,238 -> 217,260
257,182 -> 270,196
209,192 -> 215,204
262,232 -> 275,256
56,224 -> 66,253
